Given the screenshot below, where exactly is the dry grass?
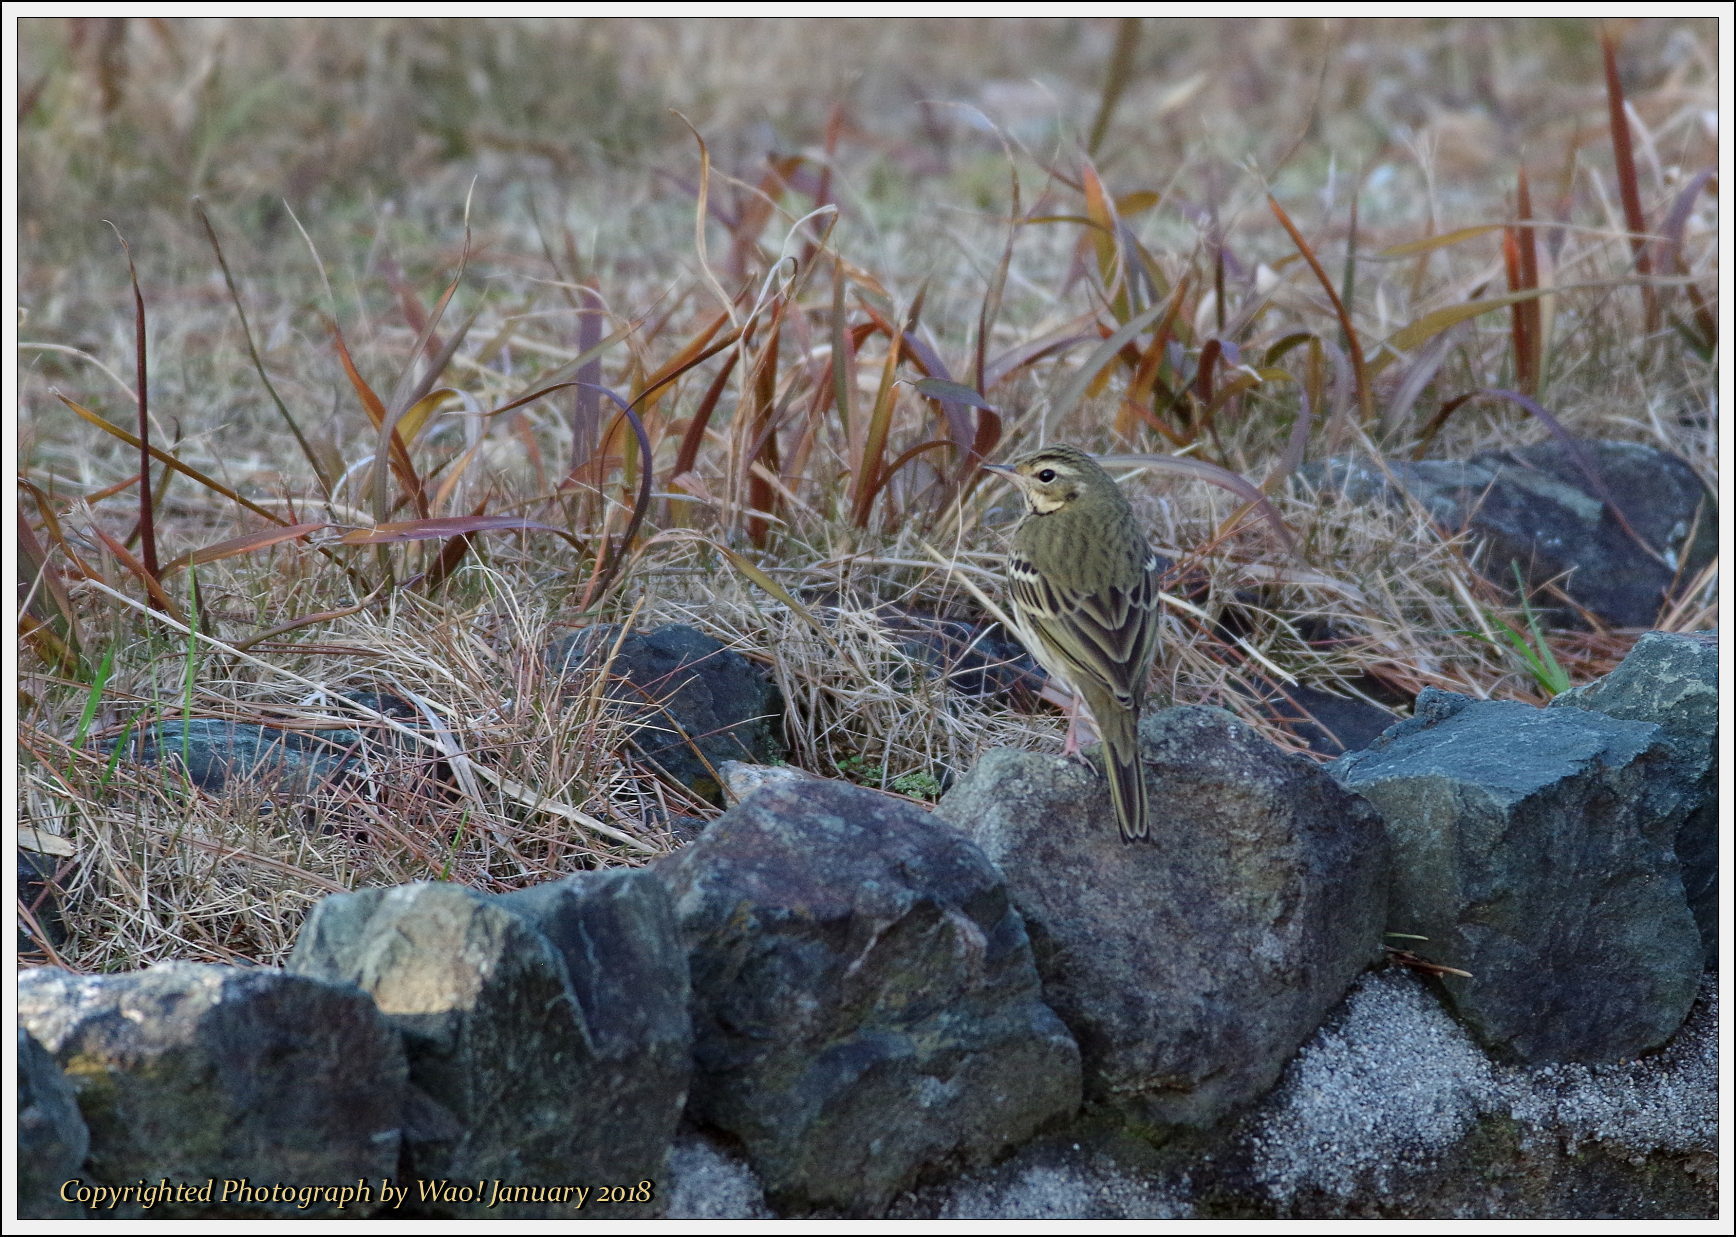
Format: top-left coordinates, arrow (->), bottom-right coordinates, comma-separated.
16,17 -> 1719,970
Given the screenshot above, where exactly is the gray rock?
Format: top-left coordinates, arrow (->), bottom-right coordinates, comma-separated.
1551,630 -> 1718,964
1304,442 -> 1716,628
936,705 -> 1389,1128
656,778 -> 1081,1212
718,758 -> 825,802
549,623 -> 785,802
18,1026 -> 90,1219
288,880 -> 663,1218
877,606 -> 1048,702
112,718 -> 364,796
18,847 -> 68,957
492,868 -> 690,1198
18,962 -> 405,1218
898,969 -> 1716,1220
1239,675 -> 1406,757
1334,689 -> 1703,1062
109,694 -> 433,801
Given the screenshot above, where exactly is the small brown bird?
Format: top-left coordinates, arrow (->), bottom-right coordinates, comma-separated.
983,444 -> 1164,842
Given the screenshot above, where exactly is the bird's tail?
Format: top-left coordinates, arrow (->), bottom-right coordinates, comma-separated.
1090,696 -> 1150,843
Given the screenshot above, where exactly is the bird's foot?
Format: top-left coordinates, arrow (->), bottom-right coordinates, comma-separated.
1061,700 -> 1100,757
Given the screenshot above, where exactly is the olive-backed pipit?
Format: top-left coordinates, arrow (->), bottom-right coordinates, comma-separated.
983,444 -> 1163,843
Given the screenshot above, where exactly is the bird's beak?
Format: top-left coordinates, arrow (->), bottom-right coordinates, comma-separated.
980,462 -> 1016,478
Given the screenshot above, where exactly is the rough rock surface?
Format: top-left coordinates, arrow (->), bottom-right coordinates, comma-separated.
935,705 -> 1390,1127
1334,689 -> 1703,1062
668,970 -> 1714,1220
112,718 -> 365,796
288,881 -> 673,1218
1304,442 -> 1716,628
492,867 -> 691,1180
18,962 -> 405,1219
1238,675 -> 1405,757
717,757 -> 826,801
656,778 -> 1081,1212
1550,630 -> 1718,964
18,1026 -> 91,1219
18,847 -> 68,957
548,623 -> 785,801
109,693 -> 432,800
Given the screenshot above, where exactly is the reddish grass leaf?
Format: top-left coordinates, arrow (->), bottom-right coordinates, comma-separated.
335,516 -> 581,549
1268,194 -> 1373,428
166,523 -> 331,572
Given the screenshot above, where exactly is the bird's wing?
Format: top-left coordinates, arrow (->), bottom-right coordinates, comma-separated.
1007,547 -> 1164,708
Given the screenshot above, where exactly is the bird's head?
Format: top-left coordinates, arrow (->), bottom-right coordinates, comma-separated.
981,444 -> 1115,515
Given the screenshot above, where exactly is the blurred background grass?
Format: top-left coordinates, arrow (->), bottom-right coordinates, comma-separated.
15,16 -> 1719,968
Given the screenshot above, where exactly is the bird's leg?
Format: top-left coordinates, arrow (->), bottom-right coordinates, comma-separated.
1038,677 -> 1102,764
1061,693 -> 1102,765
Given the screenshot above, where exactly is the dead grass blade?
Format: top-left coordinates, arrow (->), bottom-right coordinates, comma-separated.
194,198 -> 335,498
53,392 -> 290,526
1377,224 -> 1507,258
231,589 -> 390,653
165,523 -> 332,573
1267,194 -> 1373,427
1504,167 -> 1543,396
335,515 -> 584,554
574,386 -> 656,611
1373,288 -> 1554,373
327,320 -> 427,527
1098,452 -> 1299,556
849,289 -> 918,528
1600,24 -> 1657,335
1047,295 -> 1175,431
1087,17 -> 1143,157
83,519 -> 187,623
17,504 -> 89,677
1081,159 -> 1130,323
1654,166 -> 1717,352
107,225 -> 160,583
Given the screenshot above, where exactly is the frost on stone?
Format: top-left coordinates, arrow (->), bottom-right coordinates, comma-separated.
1244,969 -> 1497,1204
1242,968 -> 1718,1208
660,1134 -> 775,1220
1502,974 -> 1717,1160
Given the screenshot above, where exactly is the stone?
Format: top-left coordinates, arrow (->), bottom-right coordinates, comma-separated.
112,719 -> 363,796
656,778 -> 1081,1212
718,758 -> 825,802
548,623 -> 785,801
935,705 -> 1389,1127
18,962 -> 405,1218
1239,676 -> 1406,757
492,867 -> 691,1199
1303,442 -> 1716,628
1550,630 -> 1718,964
103,694 -> 443,814
893,970 -> 1716,1220
18,846 -> 69,958
876,606 -> 1047,702
18,1026 -> 90,1219
288,880 -> 665,1219
1333,689 -> 1703,1062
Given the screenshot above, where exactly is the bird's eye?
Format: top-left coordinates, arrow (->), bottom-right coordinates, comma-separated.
1036,468 -> 1057,483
